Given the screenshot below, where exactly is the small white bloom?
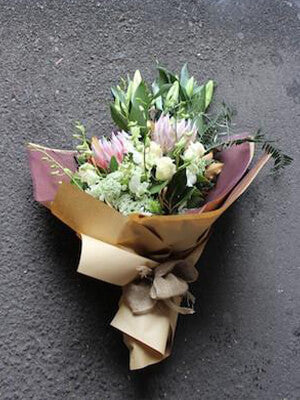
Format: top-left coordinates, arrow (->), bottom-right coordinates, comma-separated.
129,171 -> 149,197
183,142 -> 205,161
77,163 -> 100,186
186,169 -> 197,187
132,150 -> 143,164
86,171 -> 124,203
155,157 -> 176,181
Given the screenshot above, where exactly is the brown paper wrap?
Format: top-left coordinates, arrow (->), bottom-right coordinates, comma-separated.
47,153 -> 270,369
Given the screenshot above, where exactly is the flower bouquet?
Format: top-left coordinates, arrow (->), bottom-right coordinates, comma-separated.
27,64 -> 291,370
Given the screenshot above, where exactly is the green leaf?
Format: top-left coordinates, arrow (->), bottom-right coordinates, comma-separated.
178,84 -> 189,102
173,186 -> 194,210
157,68 -> 169,85
165,168 -> 188,212
180,63 -> 189,87
152,81 -> 163,110
128,103 -> 147,129
111,87 -> 126,105
110,104 -> 128,131
109,156 -> 119,172
126,80 -> 133,103
157,65 -> 177,84
185,77 -> 194,98
149,180 -> 168,194
186,188 -> 204,209
132,70 -> 142,92
151,83 -> 172,100
194,114 -> 206,136
205,80 -> 214,109
132,81 -> 151,108
191,85 -> 206,114
165,81 -> 179,108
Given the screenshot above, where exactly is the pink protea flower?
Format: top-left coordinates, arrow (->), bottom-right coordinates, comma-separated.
91,131 -> 129,170
151,114 -> 197,153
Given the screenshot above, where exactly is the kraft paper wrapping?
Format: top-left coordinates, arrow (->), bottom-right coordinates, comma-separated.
27,142 -> 270,369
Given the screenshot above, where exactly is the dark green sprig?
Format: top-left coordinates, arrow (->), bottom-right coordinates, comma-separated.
207,130 -> 293,171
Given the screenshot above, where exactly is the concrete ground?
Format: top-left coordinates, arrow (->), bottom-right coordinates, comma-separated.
0,1 -> 299,399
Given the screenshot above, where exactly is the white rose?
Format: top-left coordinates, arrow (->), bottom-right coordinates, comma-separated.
155,157 -> 176,181
78,163 -> 100,185
183,142 -> 205,161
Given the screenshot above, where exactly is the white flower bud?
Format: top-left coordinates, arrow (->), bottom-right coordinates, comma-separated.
155,157 -> 176,181
186,168 -> 197,187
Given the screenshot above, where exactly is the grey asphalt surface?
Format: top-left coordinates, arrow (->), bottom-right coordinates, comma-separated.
1,1 -> 299,399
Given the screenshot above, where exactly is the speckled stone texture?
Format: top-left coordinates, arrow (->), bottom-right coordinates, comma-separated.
0,0 -> 299,399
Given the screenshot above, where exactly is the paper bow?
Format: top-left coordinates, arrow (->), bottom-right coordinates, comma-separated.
27,140 -> 270,369
124,259 -> 198,315
77,230 -> 211,370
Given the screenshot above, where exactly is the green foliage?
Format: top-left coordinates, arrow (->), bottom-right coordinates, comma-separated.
152,63 -> 215,120
73,122 -> 92,164
110,64 -> 215,135
108,63 -> 292,181
110,70 -> 151,136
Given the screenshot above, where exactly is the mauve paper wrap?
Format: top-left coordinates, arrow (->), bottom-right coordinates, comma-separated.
27,144 -> 77,204
27,140 -> 254,211
203,140 -> 254,211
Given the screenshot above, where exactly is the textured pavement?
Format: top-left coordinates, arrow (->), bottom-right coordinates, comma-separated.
1,1 -> 299,399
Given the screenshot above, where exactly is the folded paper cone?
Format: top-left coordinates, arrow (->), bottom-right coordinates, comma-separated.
27,141 -> 270,369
